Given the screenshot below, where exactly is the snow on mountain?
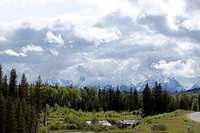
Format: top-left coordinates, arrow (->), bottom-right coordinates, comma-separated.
136,79 -> 156,91
44,77 -> 184,92
136,77 -> 184,92
191,83 -> 200,89
44,79 -> 72,86
160,77 -> 183,92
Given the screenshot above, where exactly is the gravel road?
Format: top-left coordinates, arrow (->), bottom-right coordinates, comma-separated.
186,112 -> 200,122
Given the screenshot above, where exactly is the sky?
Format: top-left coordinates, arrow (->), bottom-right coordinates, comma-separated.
0,0 -> 200,88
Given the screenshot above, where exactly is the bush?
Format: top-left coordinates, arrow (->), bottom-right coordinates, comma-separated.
38,125 -> 48,133
151,123 -> 167,132
50,122 -> 64,130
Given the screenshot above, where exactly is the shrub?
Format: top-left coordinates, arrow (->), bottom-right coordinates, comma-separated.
50,122 -> 64,130
151,123 -> 167,132
38,125 -> 48,133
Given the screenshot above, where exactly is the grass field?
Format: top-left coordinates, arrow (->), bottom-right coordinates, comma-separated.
38,106 -> 200,133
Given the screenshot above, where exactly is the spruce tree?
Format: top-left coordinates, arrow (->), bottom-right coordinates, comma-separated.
142,84 -> 152,117
133,89 -> 139,110
0,65 -> 3,93
152,82 -> 163,114
2,75 -> 8,98
19,73 -> 28,100
198,95 -> 200,111
9,68 -> 17,97
34,76 -> 43,112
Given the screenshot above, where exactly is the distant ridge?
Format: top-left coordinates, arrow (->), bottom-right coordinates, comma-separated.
44,77 -> 189,93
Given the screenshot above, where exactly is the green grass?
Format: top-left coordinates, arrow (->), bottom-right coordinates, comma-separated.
38,106 -> 139,133
38,107 -> 200,133
133,110 -> 200,133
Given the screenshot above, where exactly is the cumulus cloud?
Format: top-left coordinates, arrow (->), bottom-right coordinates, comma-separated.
1,0 -> 200,88
0,44 -> 43,57
153,59 -> 200,78
0,49 -> 24,57
0,36 -> 7,42
59,57 -> 141,85
73,26 -> 121,45
49,49 -> 59,56
46,31 -> 65,46
21,44 -> 43,54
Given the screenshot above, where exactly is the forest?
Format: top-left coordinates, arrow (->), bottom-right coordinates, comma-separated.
1,65 -> 200,133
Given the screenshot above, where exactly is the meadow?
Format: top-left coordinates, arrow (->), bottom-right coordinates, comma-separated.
38,106 -> 200,133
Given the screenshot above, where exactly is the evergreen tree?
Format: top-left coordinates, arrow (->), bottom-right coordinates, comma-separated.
9,68 -> 17,97
2,75 -> 8,98
16,101 -> 26,133
198,95 -> 200,111
152,82 -> 163,114
34,76 -> 43,112
0,65 -> 3,93
133,89 -> 139,110
142,84 -> 152,117
161,90 -> 168,113
19,73 -> 28,100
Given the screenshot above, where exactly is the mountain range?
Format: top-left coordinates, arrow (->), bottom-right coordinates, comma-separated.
44,77 -> 198,92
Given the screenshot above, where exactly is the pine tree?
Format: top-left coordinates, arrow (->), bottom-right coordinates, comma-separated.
19,73 -> 28,100
0,65 -> 3,93
198,95 -> 200,111
162,90 -> 169,113
152,82 -> 163,114
34,76 -> 43,112
0,92 -> 6,133
9,68 -> 17,97
16,101 -> 26,133
2,75 -> 8,98
142,84 -> 152,117
133,89 -> 139,110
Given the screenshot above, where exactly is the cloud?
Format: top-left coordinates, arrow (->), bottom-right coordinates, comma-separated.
49,49 -> 59,56
59,57 -> 141,85
0,36 -> 7,42
0,44 -> 43,57
0,49 -> 24,57
46,31 -> 65,46
152,59 -> 200,78
0,0 -> 200,88
21,44 -> 43,54
73,26 -> 121,45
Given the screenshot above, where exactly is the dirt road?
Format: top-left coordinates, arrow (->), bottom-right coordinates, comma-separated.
186,112 -> 200,122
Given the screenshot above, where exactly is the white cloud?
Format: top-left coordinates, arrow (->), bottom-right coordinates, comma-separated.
0,49 -> 25,57
123,32 -> 169,46
0,36 -> 7,42
49,49 -> 59,56
153,59 -> 200,78
46,31 -> 65,46
1,0 -> 200,87
0,44 -> 43,57
174,40 -> 200,55
59,57 -> 141,85
21,44 -> 43,54
73,26 -> 121,44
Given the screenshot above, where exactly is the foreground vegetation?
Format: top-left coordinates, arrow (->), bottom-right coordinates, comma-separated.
39,107 -> 200,133
39,106 -> 139,133
1,65 -> 200,133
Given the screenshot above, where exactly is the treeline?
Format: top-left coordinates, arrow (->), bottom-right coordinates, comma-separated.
1,66 -> 200,133
43,83 -> 200,116
142,83 -> 200,117
43,85 -> 140,112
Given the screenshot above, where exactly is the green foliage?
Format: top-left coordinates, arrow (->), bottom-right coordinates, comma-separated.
38,125 -> 48,133
8,68 -> 17,97
151,123 -> 167,132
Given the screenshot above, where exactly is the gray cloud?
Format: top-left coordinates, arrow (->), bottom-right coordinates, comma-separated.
1,0 -> 200,88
